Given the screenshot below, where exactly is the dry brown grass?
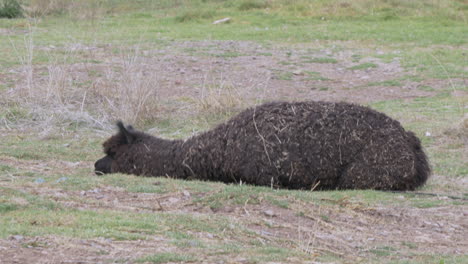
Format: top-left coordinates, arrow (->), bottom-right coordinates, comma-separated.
5,25 -> 161,130
96,47 -> 161,126
444,114 -> 468,143
24,0 -> 105,20
197,82 -> 244,116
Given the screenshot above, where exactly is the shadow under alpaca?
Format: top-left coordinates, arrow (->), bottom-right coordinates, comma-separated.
95,101 -> 431,191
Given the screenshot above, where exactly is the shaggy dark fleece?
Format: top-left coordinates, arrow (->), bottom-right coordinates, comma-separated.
94,101 -> 431,190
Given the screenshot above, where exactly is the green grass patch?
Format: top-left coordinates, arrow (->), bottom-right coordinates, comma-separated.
302,57 -> 338,64
0,105 -> 29,122
351,54 -> 362,62
0,135 -> 100,162
373,52 -> 399,63
398,75 -> 425,82
304,71 -> 330,81
136,252 -> 197,263
401,48 -> 466,79
272,70 -> 294,80
0,201 -> 235,241
0,164 -> 15,173
175,9 -> 216,23
249,246 -> 295,262
0,203 -> 19,213
268,197 -> 289,209
348,62 -> 378,70
371,92 -> 464,135
368,80 -> 402,87
194,184 -> 265,210
172,239 -> 205,248
238,0 -> 270,11
418,85 -> 435,92
369,246 -> 398,257
382,255 -> 468,264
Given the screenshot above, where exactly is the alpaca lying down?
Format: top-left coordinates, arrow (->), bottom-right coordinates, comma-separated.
94,101 -> 430,190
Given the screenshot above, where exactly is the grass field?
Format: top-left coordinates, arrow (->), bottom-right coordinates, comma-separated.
0,0 -> 467,263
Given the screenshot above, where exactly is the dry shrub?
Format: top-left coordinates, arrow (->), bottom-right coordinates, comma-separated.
24,0 -> 105,20
6,27 -> 160,130
24,0 -> 70,17
7,45 -> 109,129
193,57 -> 270,118
96,48 -> 160,126
444,114 -> 468,143
198,82 -> 244,116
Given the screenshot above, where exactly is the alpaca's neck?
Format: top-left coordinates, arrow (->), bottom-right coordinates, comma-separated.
132,136 -> 188,178
134,132 -> 222,180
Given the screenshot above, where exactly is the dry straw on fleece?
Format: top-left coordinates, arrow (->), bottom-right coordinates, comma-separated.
95,101 -> 430,191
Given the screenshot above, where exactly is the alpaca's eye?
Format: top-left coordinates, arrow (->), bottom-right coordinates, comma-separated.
106,150 -> 116,159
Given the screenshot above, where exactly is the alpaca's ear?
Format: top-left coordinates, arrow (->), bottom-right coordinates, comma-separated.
117,121 -> 135,144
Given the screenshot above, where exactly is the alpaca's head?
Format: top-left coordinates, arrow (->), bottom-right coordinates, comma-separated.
94,121 -> 138,175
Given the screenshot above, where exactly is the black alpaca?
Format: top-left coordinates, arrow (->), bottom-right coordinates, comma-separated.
95,101 -> 430,190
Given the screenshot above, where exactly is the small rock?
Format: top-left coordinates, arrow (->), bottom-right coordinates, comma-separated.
292,69 -> 303,75
182,190 -> 191,197
360,75 -> 370,80
425,131 -> 431,137
212,17 -> 231,24
263,210 -> 275,217
396,195 -> 405,200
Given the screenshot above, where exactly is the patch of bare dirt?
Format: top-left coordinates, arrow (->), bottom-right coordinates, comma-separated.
129,41 -> 454,104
